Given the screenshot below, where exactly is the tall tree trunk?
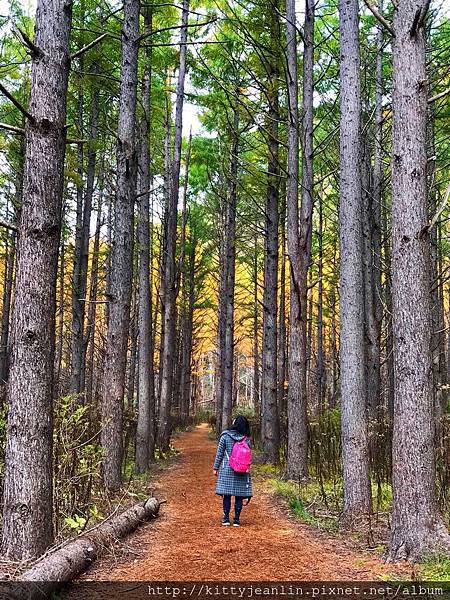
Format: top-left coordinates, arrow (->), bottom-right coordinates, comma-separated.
261,5 -> 280,462
286,0 -> 312,479
180,234 -> 196,422
252,240 -> 260,419
158,0 -> 189,450
300,0 -> 315,423
54,232 -> 66,398
386,0 -> 450,561
339,0 -> 372,526
85,194 -> 103,408
329,235 -> 339,409
78,86 -> 100,394
0,235 -> 16,386
215,216 -> 226,433
372,7 -> 386,418
136,6 -> 156,472
277,204 -> 286,421
71,84 -> 85,396
1,0 -> 72,559
220,104 -> 239,432
362,134 -> 381,420
0,148 -> 22,386
100,0 -> 139,490
157,89 -> 172,406
316,196 -> 325,413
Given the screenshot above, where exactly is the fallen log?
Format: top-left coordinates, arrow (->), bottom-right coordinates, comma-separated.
1,497 -> 160,600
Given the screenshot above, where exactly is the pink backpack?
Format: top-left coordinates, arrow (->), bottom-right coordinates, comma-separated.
229,436 -> 252,473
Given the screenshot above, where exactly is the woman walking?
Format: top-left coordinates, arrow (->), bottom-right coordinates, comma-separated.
213,415 -> 253,526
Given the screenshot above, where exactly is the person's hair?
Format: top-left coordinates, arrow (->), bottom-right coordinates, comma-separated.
230,415 -> 250,437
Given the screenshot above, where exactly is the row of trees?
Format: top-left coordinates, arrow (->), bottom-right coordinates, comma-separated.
0,0 -> 449,566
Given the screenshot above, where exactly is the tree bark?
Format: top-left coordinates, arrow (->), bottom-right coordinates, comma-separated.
362,134 -> 381,420
0,234 -> 16,385
158,0 -> 189,450
1,0 -> 72,559
386,0 -> 450,561
8,498 -> 160,599
78,86 -> 100,395
71,84 -> 85,397
220,105 -> 239,432
277,204 -> 287,421
372,6 -> 385,419
338,0 -> 372,526
100,0 -> 140,490
316,196 -> 325,413
136,6 -> 156,472
286,0 -> 311,479
252,240 -> 260,419
261,4 -> 280,462
180,234 -> 196,422
85,193 -> 103,408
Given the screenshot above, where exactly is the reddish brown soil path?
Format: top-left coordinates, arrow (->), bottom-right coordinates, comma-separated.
80,424 -> 402,581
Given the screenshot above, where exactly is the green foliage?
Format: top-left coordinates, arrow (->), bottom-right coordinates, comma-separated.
419,555 -> 450,581
154,446 -> 178,461
64,513 -> 87,534
266,477 -> 340,534
195,407 -> 215,424
53,395 -> 103,536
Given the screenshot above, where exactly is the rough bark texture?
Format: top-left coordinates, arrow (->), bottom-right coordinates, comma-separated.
180,235 -> 196,422
362,135 -> 381,420
387,0 -> 450,561
100,0 -> 139,490
158,0 -> 189,450
71,86 -> 85,396
261,5 -> 280,462
316,197 -> 325,412
0,235 -> 15,385
85,195 -> 103,408
76,87 -> 100,395
338,0 -> 372,526
4,499 -> 160,599
371,7 -> 384,419
286,0 -> 309,479
1,0 -> 72,560
277,208 -> 286,421
253,241 -> 260,419
136,7 -> 155,472
220,105 -> 239,433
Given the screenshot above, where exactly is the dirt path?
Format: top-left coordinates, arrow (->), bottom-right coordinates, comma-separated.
79,424 -> 402,581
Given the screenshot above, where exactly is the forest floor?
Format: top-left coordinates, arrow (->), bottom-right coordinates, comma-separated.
71,423 -> 409,582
